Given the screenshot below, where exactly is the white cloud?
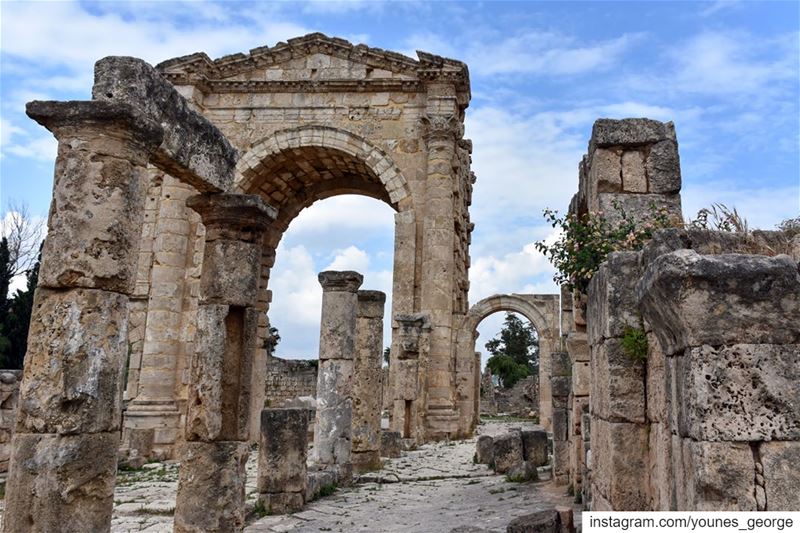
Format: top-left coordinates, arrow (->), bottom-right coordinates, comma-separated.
469,239 -> 558,304
0,119 -> 25,147
325,245 -> 370,272
668,31 -> 797,97
682,182 -> 799,231
3,135 -> 58,162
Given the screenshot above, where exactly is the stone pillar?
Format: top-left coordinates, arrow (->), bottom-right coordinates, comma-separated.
313,271 -> 363,484
352,290 -> 386,473
174,193 -> 276,533
550,351 -> 571,485
390,313 -> 431,443
258,408 -> 308,514
420,103 -> 461,439
124,174 -> 197,459
472,351 -> 481,431
4,100 -> 162,533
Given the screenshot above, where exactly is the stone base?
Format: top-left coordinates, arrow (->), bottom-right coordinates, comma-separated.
123,400 -> 182,460
174,440 -> 249,533
4,432 -> 119,533
351,449 -> 382,474
259,492 -> 305,514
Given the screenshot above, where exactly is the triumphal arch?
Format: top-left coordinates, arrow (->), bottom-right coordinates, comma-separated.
116,33 -> 476,458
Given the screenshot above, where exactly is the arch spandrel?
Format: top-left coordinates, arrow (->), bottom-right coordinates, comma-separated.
461,293 -> 558,342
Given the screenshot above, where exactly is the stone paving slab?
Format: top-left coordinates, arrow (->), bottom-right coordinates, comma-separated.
1,420 -> 579,532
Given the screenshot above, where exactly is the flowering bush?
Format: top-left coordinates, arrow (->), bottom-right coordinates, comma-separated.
534,202 -> 675,292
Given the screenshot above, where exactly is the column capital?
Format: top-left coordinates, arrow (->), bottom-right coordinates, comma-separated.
357,290 -> 386,318
187,193 -> 277,241
26,100 -> 163,157
421,112 -> 463,144
318,271 -> 363,293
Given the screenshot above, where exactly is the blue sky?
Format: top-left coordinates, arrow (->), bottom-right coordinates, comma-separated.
1,0 -> 798,359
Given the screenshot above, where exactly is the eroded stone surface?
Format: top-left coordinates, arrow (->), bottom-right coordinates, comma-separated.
174,441 -> 250,532
760,441 -> 800,511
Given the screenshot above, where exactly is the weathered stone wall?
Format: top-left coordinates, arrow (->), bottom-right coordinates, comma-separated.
563,118 -> 800,511
493,375 -> 539,417
0,370 -> 22,474
264,356 -> 318,407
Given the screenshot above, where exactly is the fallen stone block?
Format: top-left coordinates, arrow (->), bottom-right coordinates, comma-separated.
507,509 -> 560,533
521,429 -> 548,467
476,435 -> 494,465
492,432 -> 524,474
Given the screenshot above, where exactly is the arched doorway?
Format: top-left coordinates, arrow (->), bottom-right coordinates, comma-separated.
454,294 -> 560,434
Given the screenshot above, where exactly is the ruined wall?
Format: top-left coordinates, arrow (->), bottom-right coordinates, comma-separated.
0,370 -> 22,473
493,375 -> 539,417
563,118 -> 800,511
264,356 -> 318,407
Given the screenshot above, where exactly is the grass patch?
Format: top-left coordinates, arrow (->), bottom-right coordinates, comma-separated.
621,327 -> 648,361
253,499 -> 269,518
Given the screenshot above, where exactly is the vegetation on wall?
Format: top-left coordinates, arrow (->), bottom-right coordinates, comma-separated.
535,203 -> 675,292
485,313 -> 539,389
621,326 -> 648,361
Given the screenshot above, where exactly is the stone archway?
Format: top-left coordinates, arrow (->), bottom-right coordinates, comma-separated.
121,33 -> 475,455
454,294 -> 560,434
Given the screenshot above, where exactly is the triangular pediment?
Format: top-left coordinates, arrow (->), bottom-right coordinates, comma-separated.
156,33 -> 469,92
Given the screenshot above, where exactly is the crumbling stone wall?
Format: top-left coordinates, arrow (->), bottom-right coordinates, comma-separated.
493,375 -> 539,417
264,356 -> 318,407
559,117 -> 800,511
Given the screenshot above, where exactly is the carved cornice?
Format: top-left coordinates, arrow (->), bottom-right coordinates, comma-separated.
156,33 -> 470,101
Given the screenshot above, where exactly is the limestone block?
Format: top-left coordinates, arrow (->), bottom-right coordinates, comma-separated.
394,359 -> 419,400
592,118 -> 675,147
560,285 -> 573,311
621,151 -> 647,192
521,429 -> 548,467
566,331 -> 589,362
492,432 -> 524,473
258,408 -> 308,494
646,140 -> 681,193
572,396 -> 589,436
589,148 -> 621,194
314,358 -> 353,467
4,432 -> 119,533
552,408 -> 569,442
259,492 -> 305,515
305,469 -> 338,502
648,422 -> 672,511
646,332 -> 668,423
318,271 -> 363,361
677,344 -> 800,441
35,137 -> 150,292
380,429 -> 402,458
352,291 -> 384,463
597,192 -> 682,227
476,435 -> 494,465
186,305 -> 258,441
681,439 -> 756,511
572,361 -> 590,397
507,510 -> 559,533
551,376 -> 571,399
174,440 -> 249,533
590,418 -> 649,510
572,292 -> 587,326
760,441 -> 800,511
199,239 -> 262,306
93,57 -> 238,192
16,288 -> 128,434
551,351 -> 571,378
587,251 -> 642,346
507,460 -> 538,482
637,250 -> 800,356
590,338 -> 646,424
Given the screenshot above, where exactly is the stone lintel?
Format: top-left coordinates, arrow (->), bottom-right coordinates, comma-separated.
591,118 -> 676,148
93,56 -> 238,193
26,99 -> 163,157
318,271 -> 364,292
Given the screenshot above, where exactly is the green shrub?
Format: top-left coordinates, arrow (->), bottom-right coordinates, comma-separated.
621,327 -> 648,361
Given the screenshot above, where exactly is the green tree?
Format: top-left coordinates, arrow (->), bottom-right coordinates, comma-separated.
485,313 -> 539,389
0,238 -> 12,360
383,347 -> 390,365
1,247 -> 40,368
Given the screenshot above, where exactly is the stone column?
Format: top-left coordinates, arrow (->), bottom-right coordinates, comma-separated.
124,175 -> 197,459
4,100 -> 162,533
390,313 -> 431,442
313,271 -> 363,484
258,408 -> 308,514
352,290 -> 386,473
550,351 -> 571,485
472,351 -> 481,431
174,193 -> 276,533
420,103 -> 462,439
